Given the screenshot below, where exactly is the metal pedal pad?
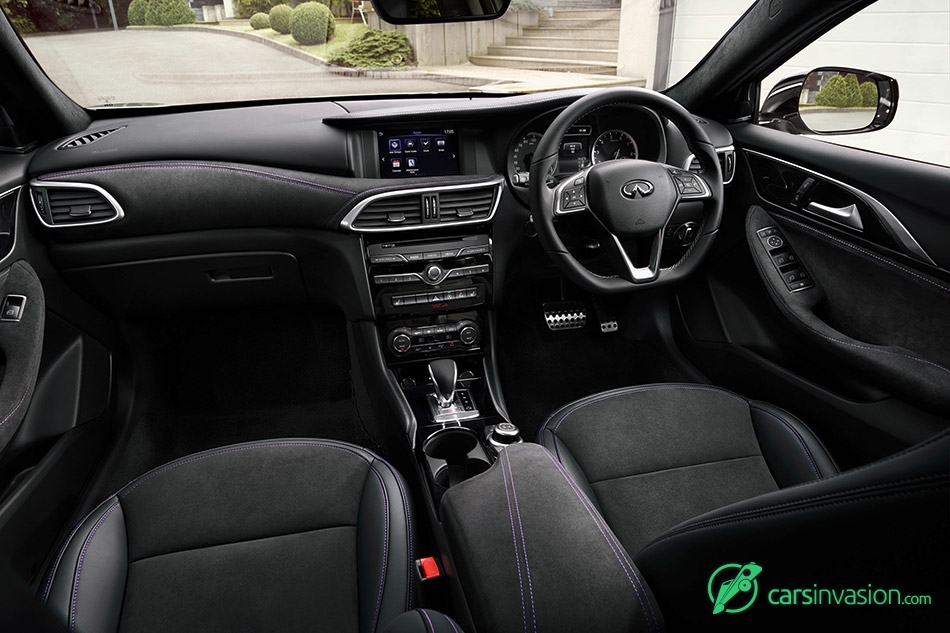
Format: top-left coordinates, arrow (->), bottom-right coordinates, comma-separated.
600,318 -> 618,334
543,301 -> 587,331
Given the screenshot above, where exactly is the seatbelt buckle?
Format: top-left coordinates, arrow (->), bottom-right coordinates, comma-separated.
416,556 -> 442,582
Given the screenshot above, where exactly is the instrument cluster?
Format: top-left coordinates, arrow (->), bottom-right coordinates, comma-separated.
506,105 -> 667,203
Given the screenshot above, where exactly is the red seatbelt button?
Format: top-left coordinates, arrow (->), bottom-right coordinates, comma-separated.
418,556 -> 441,580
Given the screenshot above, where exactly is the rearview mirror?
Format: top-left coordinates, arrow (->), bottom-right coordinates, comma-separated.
761,67 -> 899,136
371,0 -> 511,24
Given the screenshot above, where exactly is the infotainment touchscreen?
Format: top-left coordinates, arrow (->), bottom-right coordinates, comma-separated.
378,129 -> 460,178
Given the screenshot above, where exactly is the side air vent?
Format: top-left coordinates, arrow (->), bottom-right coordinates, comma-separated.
688,148 -> 736,185
30,181 -> 124,228
439,187 -> 495,222
342,176 -> 503,232
57,126 -> 125,150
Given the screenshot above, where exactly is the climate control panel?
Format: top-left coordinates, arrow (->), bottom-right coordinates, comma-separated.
387,320 -> 481,356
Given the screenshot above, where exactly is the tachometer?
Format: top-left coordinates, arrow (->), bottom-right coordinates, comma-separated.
591,129 -> 638,164
509,132 -> 543,186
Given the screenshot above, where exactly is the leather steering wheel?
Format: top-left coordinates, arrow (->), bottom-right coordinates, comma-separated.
529,87 -> 724,293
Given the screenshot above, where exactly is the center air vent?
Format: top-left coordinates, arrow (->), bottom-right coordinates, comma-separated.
57,126 -> 125,150
30,181 -> 124,228
344,176 -> 503,232
688,148 -> 736,185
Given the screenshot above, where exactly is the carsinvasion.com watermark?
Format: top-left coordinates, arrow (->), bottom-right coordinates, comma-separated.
709,562 -> 933,615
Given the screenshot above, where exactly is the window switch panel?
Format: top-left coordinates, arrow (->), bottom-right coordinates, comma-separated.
757,227 -> 814,293
1,295 -> 26,322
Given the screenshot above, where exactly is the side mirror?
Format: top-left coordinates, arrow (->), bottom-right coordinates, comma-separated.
760,67 -> 899,135
371,0 -> 511,24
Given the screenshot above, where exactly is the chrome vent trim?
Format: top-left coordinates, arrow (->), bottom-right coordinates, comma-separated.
685,145 -> 736,185
30,180 -> 124,228
340,176 -> 504,233
57,126 -> 126,150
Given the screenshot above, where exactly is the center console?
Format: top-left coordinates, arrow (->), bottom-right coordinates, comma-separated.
362,228 -> 520,505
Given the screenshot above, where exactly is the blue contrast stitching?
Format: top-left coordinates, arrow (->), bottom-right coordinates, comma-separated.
505,450 -> 537,633
752,407 -> 821,480
420,609 -> 435,633
70,501 -> 120,632
501,450 -> 528,633
540,450 -> 661,633
43,162 -> 355,196
369,467 -> 390,633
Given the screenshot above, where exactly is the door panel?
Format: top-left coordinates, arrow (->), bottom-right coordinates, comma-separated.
675,123 -> 950,467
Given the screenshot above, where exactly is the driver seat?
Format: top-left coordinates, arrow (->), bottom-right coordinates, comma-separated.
539,383 -> 949,630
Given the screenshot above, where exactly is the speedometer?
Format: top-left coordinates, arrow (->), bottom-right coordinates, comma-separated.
509,132 -> 542,186
591,129 -> 638,164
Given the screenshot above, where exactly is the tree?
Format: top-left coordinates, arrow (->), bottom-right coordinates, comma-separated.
859,81 -> 878,107
145,0 -> 194,25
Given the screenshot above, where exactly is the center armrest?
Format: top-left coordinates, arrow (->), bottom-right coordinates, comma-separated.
440,443 -> 664,633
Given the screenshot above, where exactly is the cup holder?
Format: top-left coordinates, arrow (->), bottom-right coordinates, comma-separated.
422,426 -> 491,490
423,426 -> 479,460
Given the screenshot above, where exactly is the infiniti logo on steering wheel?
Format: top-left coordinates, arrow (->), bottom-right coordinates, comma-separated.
622,180 -> 655,199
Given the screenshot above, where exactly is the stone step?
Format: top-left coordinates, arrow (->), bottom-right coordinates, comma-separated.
522,27 -> 620,39
551,9 -> 622,20
487,45 -> 618,63
538,17 -> 620,29
506,36 -> 619,50
469,55 -> 618,75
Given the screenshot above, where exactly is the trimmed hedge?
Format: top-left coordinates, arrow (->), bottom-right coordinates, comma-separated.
269,4 -> 293,34
145,0 -> 195,26
128,0 -> 149,25
328,29 -> 415,68
235,0 -> 281,19
249,12 -> 270,29
290,2 -> 331,45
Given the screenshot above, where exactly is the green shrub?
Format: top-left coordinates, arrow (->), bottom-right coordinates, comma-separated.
815,74 -> 865,108
235,0 -> 281,18
249,12 -> 270,29
507,0 -> 542,11
145,0 -> 196,26
128,0 -> 149,25
269,4 -> 293,33
408,0 -> 440,19
328,29 -> 415,68
859,80 -> 878,107
290,2 -> 331,45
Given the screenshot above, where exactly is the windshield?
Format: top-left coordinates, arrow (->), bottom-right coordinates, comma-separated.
4,0 -> 755,108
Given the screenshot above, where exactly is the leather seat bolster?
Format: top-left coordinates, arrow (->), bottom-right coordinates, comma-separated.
359,458 -> 415,633
633,430 -> 949,630
749,400 -> 839,486
381,609 -> 465,633
44,498 -> 128,633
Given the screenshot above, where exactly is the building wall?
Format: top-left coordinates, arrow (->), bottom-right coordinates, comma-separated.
664,0 -> 950,166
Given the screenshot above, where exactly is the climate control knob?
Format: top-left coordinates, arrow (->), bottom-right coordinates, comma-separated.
458,321 -> 480,346
388,328 -> 413,354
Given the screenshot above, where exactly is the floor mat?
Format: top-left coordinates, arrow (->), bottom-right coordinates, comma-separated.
99,307 -> 366,495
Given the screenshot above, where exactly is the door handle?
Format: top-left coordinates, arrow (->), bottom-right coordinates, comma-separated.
806,201 -> 864,231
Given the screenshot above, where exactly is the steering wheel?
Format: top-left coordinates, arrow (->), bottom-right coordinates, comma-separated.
529,87 -> 724,293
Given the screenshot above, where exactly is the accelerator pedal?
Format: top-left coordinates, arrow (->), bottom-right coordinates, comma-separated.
543,301 -> 587,331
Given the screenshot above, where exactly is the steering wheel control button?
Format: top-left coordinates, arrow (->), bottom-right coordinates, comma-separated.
1,295 -> 26,322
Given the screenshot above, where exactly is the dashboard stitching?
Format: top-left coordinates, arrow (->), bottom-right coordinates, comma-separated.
41,162 -> 358,197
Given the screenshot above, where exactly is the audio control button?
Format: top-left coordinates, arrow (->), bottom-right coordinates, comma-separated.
425,264 -> 444,281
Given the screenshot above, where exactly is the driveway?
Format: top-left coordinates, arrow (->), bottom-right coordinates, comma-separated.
25,29 -> 466,107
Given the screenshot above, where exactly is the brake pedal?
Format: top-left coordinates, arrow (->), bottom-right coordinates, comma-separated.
543,301 -> 587,331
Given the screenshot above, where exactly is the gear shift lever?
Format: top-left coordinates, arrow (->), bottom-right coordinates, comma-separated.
429,359 -> 457,408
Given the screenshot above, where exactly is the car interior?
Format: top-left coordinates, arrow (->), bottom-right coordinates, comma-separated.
0,0 -> 947,631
